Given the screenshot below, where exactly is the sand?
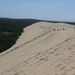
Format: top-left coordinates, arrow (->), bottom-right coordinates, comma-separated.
0,22 -> 75,75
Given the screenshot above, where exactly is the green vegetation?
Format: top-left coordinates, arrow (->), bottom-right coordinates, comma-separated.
0,18 -> 41,53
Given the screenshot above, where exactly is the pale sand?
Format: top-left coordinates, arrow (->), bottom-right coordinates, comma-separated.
0,22 -> 75,75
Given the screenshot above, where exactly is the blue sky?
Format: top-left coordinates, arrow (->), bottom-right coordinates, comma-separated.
0,0 -> 75,22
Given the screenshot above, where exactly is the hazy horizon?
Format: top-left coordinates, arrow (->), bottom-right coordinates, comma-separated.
0,0 -> 75,22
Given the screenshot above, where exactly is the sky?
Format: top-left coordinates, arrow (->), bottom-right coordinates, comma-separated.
0,0 -> 75,22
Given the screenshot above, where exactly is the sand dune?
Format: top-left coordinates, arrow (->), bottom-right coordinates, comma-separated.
0,22 -> 75,75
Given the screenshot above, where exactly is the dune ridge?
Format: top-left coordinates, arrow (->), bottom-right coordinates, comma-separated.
0,22 -> 75,75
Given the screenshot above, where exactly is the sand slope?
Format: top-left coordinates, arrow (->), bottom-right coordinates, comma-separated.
0,22 -> 75,75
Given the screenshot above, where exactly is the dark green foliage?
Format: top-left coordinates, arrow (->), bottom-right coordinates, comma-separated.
46,20 -> 75,25
0,18 -> 41,53
63,22 -> 75,25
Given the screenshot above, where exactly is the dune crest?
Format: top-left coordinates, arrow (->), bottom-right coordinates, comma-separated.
0,22 -> 75,75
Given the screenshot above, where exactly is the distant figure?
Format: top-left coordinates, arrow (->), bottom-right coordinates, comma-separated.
53,28 -> 55,31
63,28 -> 65,30
74,27 -> 75,30
57,29 -> 59,31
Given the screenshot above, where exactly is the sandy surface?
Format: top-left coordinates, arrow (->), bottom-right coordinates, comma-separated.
0,22 -> 75,75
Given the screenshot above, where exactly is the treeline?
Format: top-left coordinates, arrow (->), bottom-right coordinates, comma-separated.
0,18 -> 41,53
46,20 -> 75,25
